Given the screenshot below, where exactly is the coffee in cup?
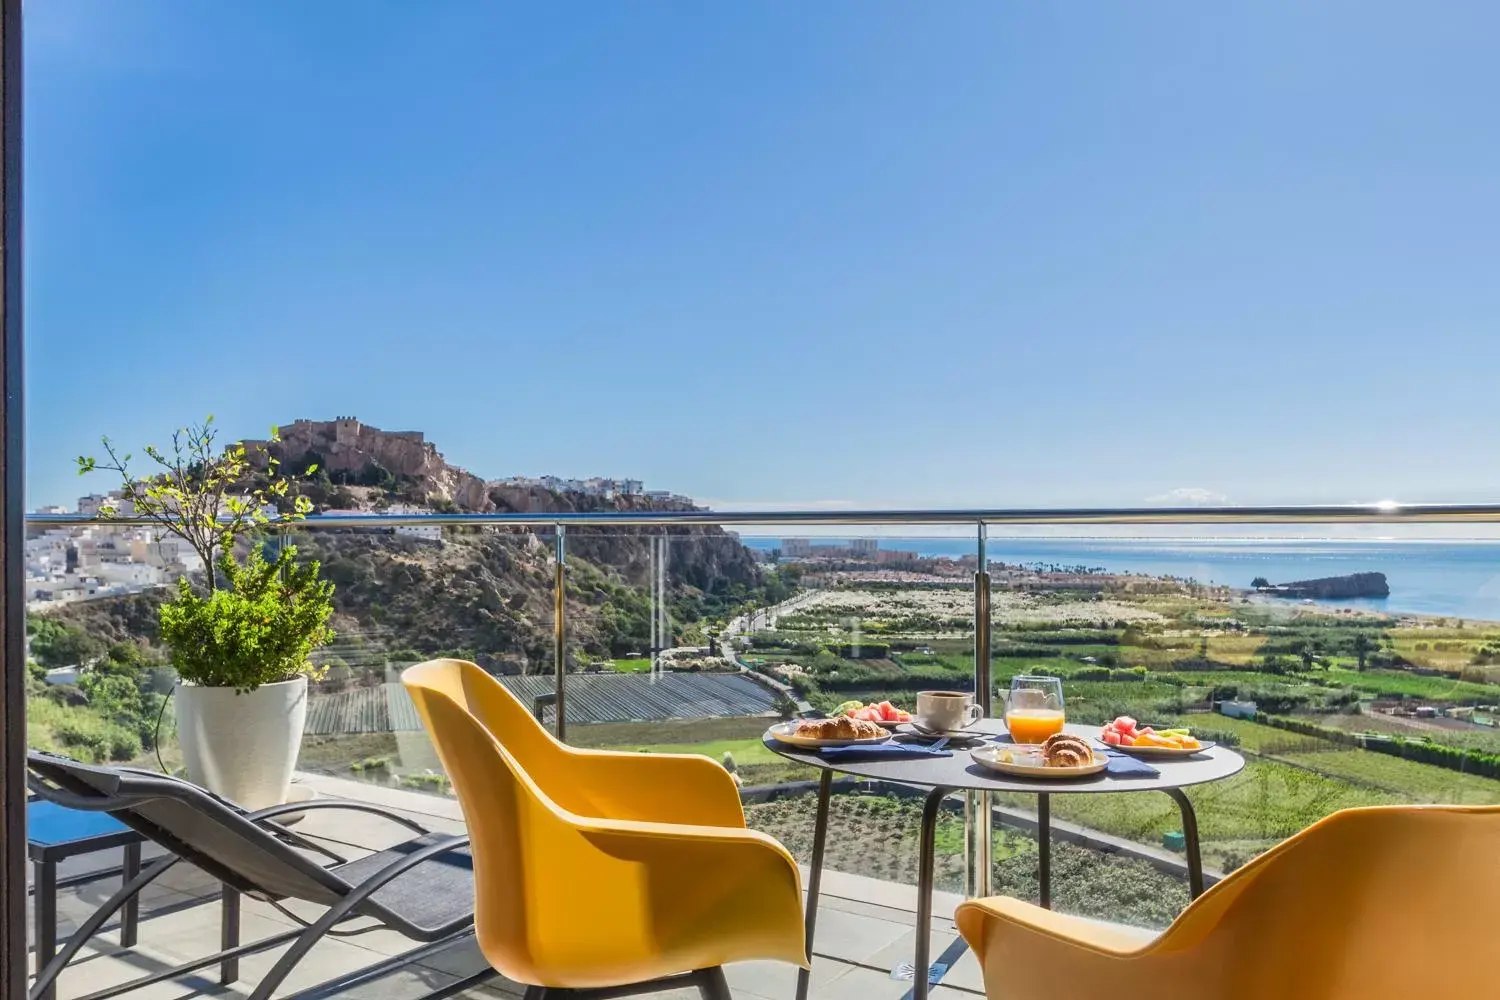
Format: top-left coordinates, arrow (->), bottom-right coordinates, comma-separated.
915,690 -> 981,733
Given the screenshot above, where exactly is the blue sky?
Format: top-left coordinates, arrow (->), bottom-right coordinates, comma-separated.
22,2 -> 1500,511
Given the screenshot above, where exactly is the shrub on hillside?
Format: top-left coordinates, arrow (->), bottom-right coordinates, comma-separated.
30,699 -> 141,762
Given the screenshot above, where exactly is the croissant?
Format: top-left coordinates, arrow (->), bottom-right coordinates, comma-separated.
1041,733 -> 1094,767
796,716 -> 885,740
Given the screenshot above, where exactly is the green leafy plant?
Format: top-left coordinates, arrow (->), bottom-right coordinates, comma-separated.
77,415 -> 313,593
158,544 -> 335,691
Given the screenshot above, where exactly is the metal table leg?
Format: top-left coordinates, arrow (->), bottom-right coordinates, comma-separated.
1037,792 -> 1051,909
795,771 -> 834,1000
912,786 -> 950,1000
221,885 -> 241,985
1164,787 -> 1205,898
120,843 -> 141,947
34,860 -> 57,1000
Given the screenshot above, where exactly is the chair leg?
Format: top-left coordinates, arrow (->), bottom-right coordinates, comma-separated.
221,886 -> 240,984
33,860 -> 58,1000
695,968 -> 731,1000
120,844 -> 141,948
29,855 -> 180,1000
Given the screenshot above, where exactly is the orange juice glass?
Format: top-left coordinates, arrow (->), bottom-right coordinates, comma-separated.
1005,675 -> 1066,744
1005,709 -> 1066,744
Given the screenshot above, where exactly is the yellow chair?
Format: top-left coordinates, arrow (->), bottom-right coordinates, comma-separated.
401,659 -> 807,1000
955,804 -> 1500,1000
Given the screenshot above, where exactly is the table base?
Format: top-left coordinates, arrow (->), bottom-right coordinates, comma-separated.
794,779 -> 1208,1000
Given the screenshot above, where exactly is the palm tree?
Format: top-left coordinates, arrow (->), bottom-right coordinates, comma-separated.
1351,633 -> 1374,672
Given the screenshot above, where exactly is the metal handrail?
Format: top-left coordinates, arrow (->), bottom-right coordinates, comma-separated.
23,500 -> 1500,529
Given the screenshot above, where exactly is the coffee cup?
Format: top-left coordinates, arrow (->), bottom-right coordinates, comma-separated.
915,690 -> 981,733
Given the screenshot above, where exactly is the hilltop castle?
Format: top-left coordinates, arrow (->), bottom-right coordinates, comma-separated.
244,416 -> 492,509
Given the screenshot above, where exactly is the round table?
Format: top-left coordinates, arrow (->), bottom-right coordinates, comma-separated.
765,720 -> 1245,1000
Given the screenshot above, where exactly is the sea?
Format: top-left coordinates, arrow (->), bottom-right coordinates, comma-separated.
740,538 -> 1500,622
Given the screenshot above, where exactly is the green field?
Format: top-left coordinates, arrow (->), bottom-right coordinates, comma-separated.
1276,749 -> 1500,802
567,715 -> 772,747
632,736 -> 778,765
561,717 -> 808,785
1178,712 -> 1326,752
604,657 -> 653,673
1320,666 -> 1499,702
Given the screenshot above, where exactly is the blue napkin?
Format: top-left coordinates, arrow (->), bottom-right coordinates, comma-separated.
1102,750 -> 1159,778
818,742 -> 954,762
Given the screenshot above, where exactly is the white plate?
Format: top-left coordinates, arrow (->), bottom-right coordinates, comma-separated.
1094,737 -> 1215,758
766,722 -> 893,748
971,744 -> 1108,778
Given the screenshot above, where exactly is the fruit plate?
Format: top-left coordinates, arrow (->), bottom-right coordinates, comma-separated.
1095,737 -> 1215,758
971,745 -> 1107,778
765,722 -> 893,748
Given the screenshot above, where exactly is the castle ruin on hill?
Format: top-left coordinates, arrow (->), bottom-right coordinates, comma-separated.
243,416 -> 492,509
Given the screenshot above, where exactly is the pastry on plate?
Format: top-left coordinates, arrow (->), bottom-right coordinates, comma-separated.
794,716 -> 885,740
1040,733 -> 1094,767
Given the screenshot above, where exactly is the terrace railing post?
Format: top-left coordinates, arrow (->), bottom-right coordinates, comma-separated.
554,526 -> 567,741
0,6 -> 23,995
972,522 -> 993,898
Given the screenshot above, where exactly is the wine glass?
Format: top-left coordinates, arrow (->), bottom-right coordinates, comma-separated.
1005,675 -> 1066,744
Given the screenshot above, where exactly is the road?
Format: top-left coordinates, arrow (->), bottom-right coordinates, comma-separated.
721,589 -> 822,712
723,589 -> 822,640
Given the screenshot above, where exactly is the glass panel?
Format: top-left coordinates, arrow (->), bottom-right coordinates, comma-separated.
733,526 -> 979,892
296,522 -> 559,796
562,526 -> 787,761
984,528 -> 1500,929
21,512 -> 561,801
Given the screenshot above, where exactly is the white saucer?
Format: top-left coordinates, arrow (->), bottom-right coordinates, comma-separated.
896,722 -> 988,742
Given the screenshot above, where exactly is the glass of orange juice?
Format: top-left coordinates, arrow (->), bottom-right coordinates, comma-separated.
1005,675 -> 1065,744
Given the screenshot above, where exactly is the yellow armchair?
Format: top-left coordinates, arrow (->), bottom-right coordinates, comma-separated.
956,804 -> 1500,1000
402,659 -> 807,996
412,657 -> 746,828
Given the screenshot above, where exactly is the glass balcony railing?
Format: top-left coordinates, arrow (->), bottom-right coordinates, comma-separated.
24,505 -> 1500,935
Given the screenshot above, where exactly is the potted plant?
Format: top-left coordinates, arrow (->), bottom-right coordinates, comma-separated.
79,416 -> 334,807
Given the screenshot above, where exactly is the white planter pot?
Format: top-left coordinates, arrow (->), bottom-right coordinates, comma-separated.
175,676 -> 307,809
